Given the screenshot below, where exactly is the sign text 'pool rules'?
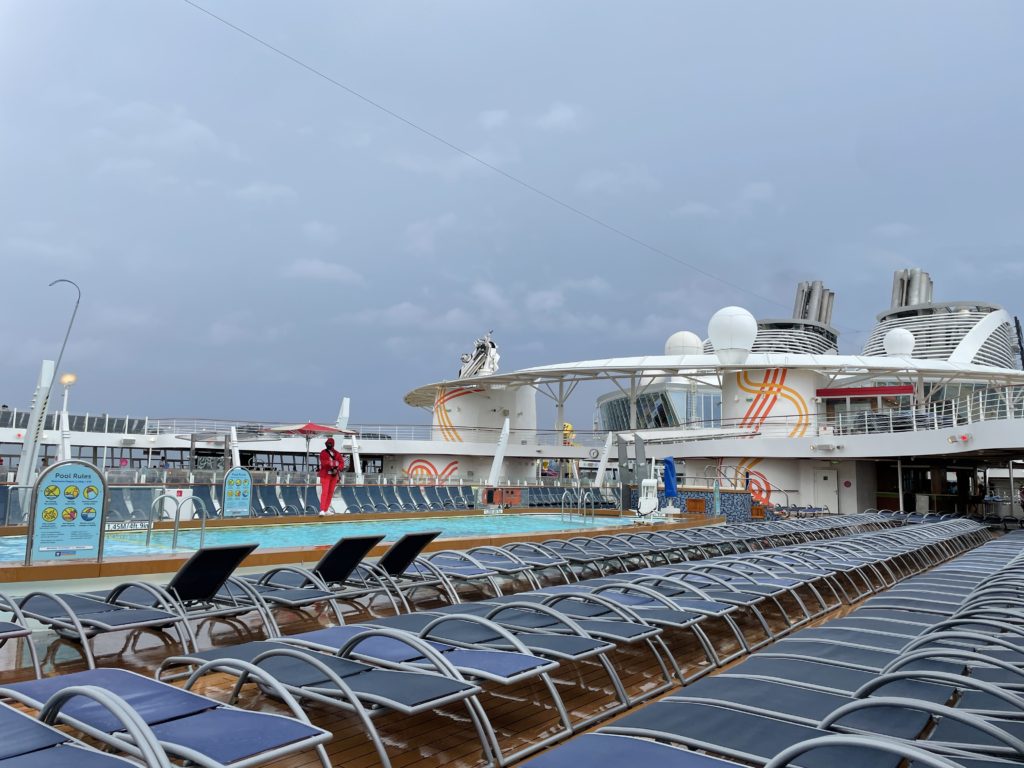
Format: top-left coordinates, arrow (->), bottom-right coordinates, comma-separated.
27,460 -> 107,565
222,466 -> 253,518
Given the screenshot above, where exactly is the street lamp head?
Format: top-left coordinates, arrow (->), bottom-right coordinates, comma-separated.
60,373 -> 77,387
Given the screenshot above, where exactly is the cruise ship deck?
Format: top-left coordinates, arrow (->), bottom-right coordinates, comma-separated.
0,514 -> 1010,768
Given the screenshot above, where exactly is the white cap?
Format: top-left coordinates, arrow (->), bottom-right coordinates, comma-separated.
708,306 -> 757,365
665,331 -> 703,356
883,327 -> 916,357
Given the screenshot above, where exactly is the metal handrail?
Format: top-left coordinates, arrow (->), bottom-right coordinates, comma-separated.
701,465 -> 791,507
146,493 -> 180,547
579,490 -> 595,522
172,497 -> 208,550
560,489 -> 575,520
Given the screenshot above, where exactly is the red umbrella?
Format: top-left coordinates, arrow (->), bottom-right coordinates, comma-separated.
269,422 -> 354,470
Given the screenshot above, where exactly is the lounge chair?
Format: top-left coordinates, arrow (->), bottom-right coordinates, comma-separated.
304,484 -> 322,513
351,531 -> 458,610
242,535 -> 397,615
253,485 -> 295,516
603,697 -> 1024,767
188,484 -> 220,518
0,667 -> 333,768
18,585 -> 193,670
285,623 -> 571,766
519,732 -> 748,768
0,590 -> 41,678
84,544 -> 278,643
500,542 -> 577,585
394,484 -> 425,511
156,639 -> 486,768
280,484 -> 317,515
338,485 -> 365,513
0,699 -> 153,768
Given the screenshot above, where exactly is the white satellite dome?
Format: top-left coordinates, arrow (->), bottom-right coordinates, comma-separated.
883,327 -> 916,357
708,306 -> 757,365
665,330 -> 703,357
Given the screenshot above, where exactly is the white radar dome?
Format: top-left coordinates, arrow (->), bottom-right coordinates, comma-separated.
665,331 -> 703,357
708,306 -> 758,365
883,327 -> 916,357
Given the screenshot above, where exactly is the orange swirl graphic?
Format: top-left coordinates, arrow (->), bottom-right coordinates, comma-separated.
433,387 -> 482,442
735,369 -> 810,437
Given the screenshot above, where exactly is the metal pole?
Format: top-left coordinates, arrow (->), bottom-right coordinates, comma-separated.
1010,460 -> 1017,518
42,280 -> 81,443
896,458 -> 904,511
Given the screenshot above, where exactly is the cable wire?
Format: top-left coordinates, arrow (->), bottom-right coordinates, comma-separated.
178,0 -> 797,311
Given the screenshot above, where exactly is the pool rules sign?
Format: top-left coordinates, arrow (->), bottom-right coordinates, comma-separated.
27,460 -> 108,564
222,466 -> 253,518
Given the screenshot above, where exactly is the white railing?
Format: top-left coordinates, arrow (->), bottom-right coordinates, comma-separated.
660,385 -> 1024,440
141,418 -> 609,447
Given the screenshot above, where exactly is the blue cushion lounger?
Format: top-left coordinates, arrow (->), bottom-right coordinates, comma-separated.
284,623 -> 571,765
488,589 -> 719,681
0,591 -> 41,678
394,484 -> 425,511
241,535 -> 392,617
577,535 -> 655,568
519,733 -> 747,768
499,542 -> 576,585
539,581 -> 751,666
156,639 -> 486,768
432,596 -> 680,700
598,571 -> 791,647
279,484 -> 316,516
421,550 -> 519,598
0,699 -> 150,768
0,668 -> 332,768
537,539 -> 612,578
369,604 -> 655,712
521,733 -> 1006,768
304,483 -> 321,513
85,544 -> 280,640
350,531 -> 460,610
17,589 -> 191,670
602,698 -> 1024,768
463,546 -> 545,589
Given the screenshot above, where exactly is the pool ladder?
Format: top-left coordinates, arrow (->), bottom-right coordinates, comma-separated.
146,494 -> 209,550
560,488 -> 596,523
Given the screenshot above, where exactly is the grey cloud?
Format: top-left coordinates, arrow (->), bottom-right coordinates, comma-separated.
1,1 -> 1022,427
231,181 -> 297,201
283,258 -> 361,284
534,102 -> 580,131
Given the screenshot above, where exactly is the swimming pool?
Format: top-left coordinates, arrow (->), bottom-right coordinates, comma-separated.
0,513 -> 631,561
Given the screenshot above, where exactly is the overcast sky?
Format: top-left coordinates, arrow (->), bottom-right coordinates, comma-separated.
1,1 -> 1022,429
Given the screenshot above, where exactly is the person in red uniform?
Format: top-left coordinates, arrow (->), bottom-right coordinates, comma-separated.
317,437 -> 343,514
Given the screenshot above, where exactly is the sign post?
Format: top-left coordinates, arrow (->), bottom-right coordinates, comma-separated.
26,460 -> 107,565
221,466 -> 253,518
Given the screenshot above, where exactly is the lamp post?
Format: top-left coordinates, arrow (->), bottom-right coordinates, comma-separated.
44,280 -> 81,466
47,279 -> 81,397
17,280 -> 81,482
60,373 -> 77,413
58,373 -> 77,462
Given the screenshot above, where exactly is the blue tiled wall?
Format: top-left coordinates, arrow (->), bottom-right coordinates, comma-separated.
630,488 -> 757,523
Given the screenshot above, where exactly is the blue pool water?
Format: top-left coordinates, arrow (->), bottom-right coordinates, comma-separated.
0,513 -> 630,561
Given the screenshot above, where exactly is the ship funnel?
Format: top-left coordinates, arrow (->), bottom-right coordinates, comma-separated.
890,268 -> 934,309
791,280 -> 835,325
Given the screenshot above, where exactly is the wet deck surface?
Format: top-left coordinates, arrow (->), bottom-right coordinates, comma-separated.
0,534 -> 963,768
